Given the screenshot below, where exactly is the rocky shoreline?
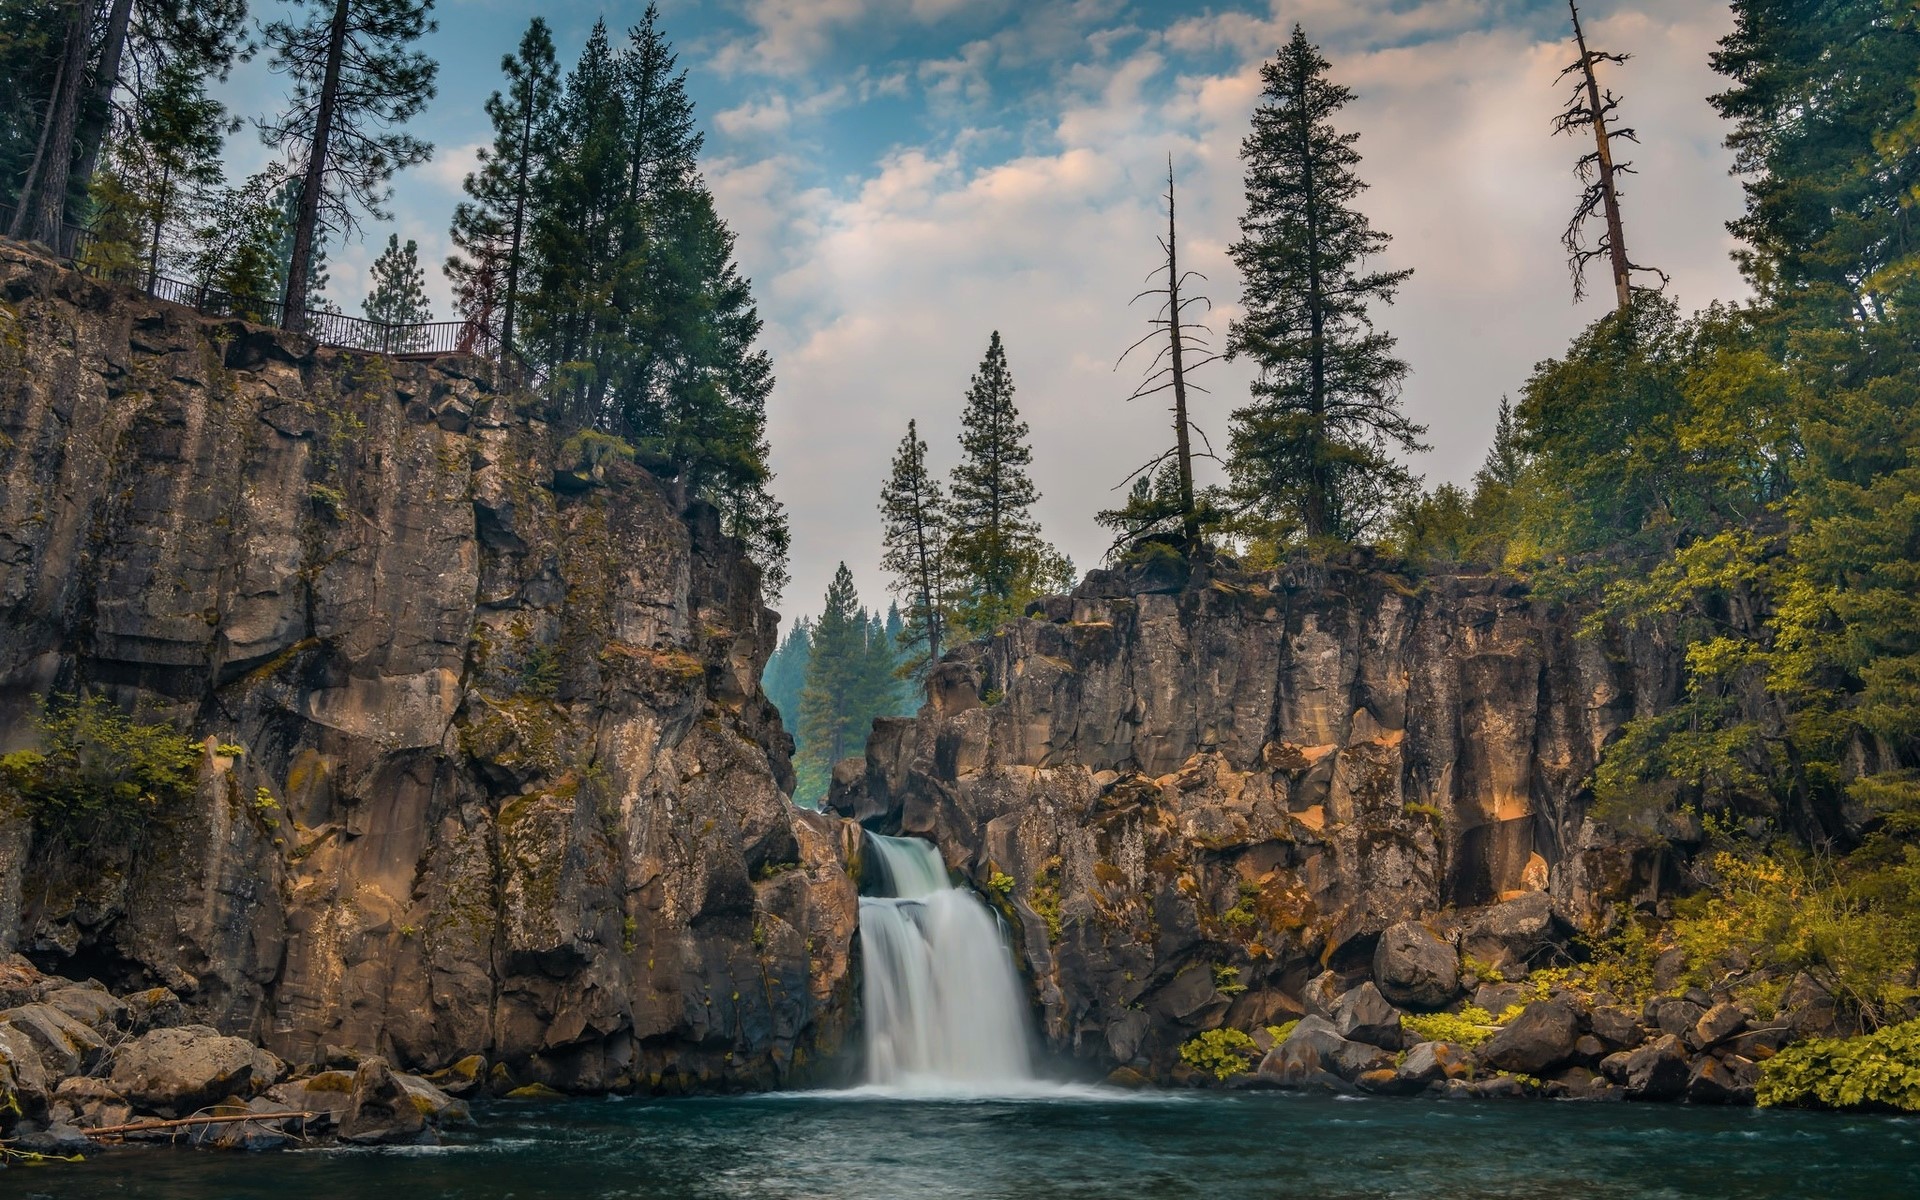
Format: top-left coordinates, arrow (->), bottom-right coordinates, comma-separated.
1,956 -> 477,1159
1174,901 -> 1836,1104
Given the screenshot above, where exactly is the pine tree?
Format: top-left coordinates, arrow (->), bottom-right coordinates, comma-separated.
446,17 -> 558,358
271,178 -> 333,313
947,331 -> 1065,636
795,564 -> 868,805
521,10 -> 787,595
110,57 -> 232,291
761,617 -> 812,735
260,0 -> 438,331
524,19 -> 626,426
1224,25 -> 1426,544
364,232 -> 431,348
878,419 -> 950,679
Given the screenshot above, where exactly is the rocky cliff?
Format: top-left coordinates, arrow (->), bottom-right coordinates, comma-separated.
0,242 -> 856,1093
837,551 -> 1683,1076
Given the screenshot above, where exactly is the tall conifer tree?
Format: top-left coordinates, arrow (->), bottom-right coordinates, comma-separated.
260,0 -> 437,329
795,564 -> 868,804
879,419 -> 950,678
946,332 -> 1068,636
1225,25 -> 1425,544
447,17 -> 557,357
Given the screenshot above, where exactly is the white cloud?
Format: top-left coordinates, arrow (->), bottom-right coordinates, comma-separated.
712,0 -> 1748,612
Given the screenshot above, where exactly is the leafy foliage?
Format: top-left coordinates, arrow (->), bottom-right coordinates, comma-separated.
879,419 -> 951,679
1757,1020 -> 1920,1112
1178,1028 -> 1261,1080
0,694 -> 201,842
1400,1006 -> 1497,1048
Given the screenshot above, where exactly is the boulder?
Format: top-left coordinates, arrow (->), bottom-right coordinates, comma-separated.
0,1019 -> 52,1119
1395,1041 -> 1473,1088
121,987 -> 187,1035
1725,1026 -> 1792,1061
0,1002 -> 107,1078
1329,982 -> 1403,1050
1552,1066 -> 1623,1101
41,984 -> 127,1035
10,1118 -> 92,1155
425,1054 -> 488,1099
1618,1034 -> 1690,1101
1256,1016 -> 1389,1086
1692,1002 -> 1746,1049
1472,982 -> 1524,1015
1460,893 -> 1561,972
1646,996 -> 1706,1040
191,1099 -> 299,1152
338,1057 -> 432,1145
1355,1067 -> 1422,1095
53,1076 -> 133,1130
109,1025 -> 286,1118
1466,1075 -> 1531,1099
264,1069 -> 356,1129
396,1072 -> 472,1127
1588,1005 -> 1642,1049
1687,1054 -> 1758,1105
1372,922 -> 1459,1010
1780,973 -> 1841,1037
1479,1000 -> 1582,1076
1300,971 -> 1344,1020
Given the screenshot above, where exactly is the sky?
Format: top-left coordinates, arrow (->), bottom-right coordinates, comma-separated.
216,0 -> 1751,620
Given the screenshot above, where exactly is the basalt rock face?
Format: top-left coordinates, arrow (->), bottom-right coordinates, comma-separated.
840,553 -> 1680,1076
0,243 -> 857,1092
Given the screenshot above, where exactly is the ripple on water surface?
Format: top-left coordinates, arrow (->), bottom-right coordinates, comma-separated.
38,1091 -> 1920,1200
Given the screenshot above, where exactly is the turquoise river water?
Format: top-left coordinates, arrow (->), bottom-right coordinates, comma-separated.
24,1089 -> 1920,1200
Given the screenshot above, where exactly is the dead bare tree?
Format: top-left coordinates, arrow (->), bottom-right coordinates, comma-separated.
1105,157 -> 1220,548
1555,0 -> 1666,309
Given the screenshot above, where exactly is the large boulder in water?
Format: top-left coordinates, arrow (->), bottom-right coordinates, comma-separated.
1257,1015 -> 1391,1085
1478,1000 -> 1582,1076
339,1057 -> 433,1145
1329,982 -> 1404,1050
108,1025 -> 285,1117
1373,922 -> 1459,1010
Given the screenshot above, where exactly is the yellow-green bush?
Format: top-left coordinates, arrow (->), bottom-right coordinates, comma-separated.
1670,848 -> 1920,1025
1401,1006 -> 1497,1048
1756,1020 -> 1920,1112
1179,1028 -> 1261,1080
0,695 -> 201,840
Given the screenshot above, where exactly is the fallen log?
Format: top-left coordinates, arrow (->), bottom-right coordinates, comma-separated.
81,1111 -> 317,1139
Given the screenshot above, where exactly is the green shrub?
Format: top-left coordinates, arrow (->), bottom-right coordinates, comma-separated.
1670,848 -> 1920,1024
0,695 -> 202,841
1401,1006 -> 1497,1048
1265,1020 -> 1300,1044
1179,1028 -> 1261,1080
1756,1020 -> 1920,1112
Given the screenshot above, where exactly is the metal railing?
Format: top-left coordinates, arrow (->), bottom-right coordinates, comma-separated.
1,202 -> 497,364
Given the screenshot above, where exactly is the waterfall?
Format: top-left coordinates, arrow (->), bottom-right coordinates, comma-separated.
857,833 -> 1035,1092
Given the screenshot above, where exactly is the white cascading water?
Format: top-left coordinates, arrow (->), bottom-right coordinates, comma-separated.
858,833 -> 1035,1092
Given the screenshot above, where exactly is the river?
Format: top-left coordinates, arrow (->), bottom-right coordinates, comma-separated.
33,1089 -> 1920,1199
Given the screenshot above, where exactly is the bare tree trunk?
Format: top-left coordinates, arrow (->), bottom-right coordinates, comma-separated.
69,0 -> 134,219
1164,160 -> 1197,544
8,45 -> 66,239
283,0 -> 352,331
502,94 -> 534,358
1570,0 -> 1632,311
16,0 -> 94,249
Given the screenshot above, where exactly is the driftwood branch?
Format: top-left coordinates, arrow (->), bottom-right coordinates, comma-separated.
82,1110 -> 317,1139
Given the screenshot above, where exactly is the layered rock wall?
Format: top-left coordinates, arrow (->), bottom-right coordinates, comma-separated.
0,243 -> 855,1092
841,553 -> 1682,1074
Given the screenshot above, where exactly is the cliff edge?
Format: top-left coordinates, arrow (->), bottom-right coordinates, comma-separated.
0,242 -> 856,1093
